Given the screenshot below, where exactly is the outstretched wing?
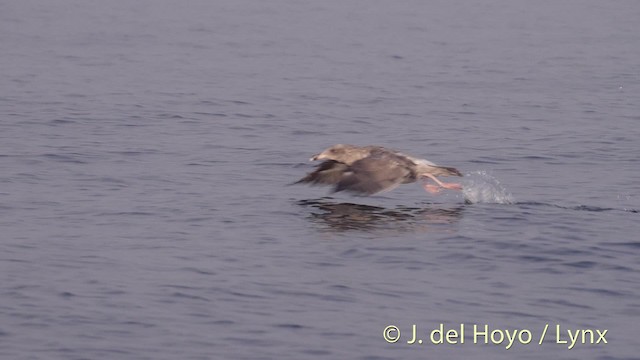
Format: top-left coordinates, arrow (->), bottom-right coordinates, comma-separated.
294,160 -> 350,186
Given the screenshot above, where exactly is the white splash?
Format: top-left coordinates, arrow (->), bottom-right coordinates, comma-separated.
616,193 -> 639,213
461,171 -> 515,204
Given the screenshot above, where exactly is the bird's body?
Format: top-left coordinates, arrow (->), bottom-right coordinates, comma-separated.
295,144 -> 463,196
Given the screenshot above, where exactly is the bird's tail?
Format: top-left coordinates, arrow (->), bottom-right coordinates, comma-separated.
432,166 -> 463,177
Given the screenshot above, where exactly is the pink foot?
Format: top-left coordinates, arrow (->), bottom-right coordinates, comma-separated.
424,184 -> 441,194
442,182 -> 463,191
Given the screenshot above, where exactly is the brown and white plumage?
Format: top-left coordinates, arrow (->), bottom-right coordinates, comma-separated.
295,144 -> 463,196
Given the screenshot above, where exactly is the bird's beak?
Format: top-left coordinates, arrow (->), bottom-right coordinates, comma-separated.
310,150 -> 329,161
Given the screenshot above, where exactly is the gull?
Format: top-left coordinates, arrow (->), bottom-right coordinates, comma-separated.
295,144 -> 463,195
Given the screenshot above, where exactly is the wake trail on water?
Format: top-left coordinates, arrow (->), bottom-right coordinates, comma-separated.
459,172 -> 638,213
461,171 -> 515,204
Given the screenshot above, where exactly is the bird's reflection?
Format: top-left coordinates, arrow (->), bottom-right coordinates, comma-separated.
297,197 -> 465,233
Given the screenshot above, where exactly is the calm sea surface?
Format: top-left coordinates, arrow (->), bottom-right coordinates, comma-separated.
1,1 -> 639,359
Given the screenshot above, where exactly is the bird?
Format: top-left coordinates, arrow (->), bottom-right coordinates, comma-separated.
294,144 -> 463,196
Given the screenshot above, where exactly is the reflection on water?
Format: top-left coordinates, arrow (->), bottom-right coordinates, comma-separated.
297,196 -> 638,235
297,198 -> 465,233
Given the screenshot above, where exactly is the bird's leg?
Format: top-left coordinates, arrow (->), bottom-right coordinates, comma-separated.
421,176 -> 442,194
421,173 -> 463,191
423,183 -> 442,194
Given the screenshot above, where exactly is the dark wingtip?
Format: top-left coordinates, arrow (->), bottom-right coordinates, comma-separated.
445,166 -> 463,177
332,183 -> 345,194
291,176 -> 310,186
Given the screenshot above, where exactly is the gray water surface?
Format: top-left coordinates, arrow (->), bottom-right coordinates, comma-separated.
1,1 -> 639,359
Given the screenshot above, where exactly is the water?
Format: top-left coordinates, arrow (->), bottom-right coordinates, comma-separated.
1,1 -> 639,359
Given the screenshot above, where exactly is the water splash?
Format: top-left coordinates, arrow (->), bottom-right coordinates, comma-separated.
616,193 -> 639,213
462,171 -> 514,204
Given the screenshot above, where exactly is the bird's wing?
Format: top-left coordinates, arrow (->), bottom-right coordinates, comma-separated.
294,160 -> 350,185
333,152 -> 415,195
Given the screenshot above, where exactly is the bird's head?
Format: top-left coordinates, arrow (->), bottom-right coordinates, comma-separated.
310,144 -> 354,161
